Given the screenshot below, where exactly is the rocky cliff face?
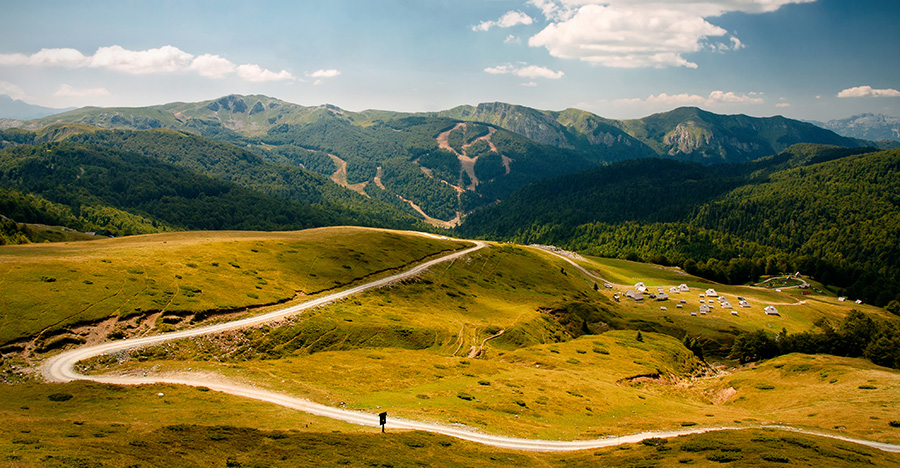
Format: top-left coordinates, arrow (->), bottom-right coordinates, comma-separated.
663,122 -> 713,155
465,102 -> 573,149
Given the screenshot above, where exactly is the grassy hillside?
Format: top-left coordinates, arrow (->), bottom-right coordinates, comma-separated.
0,227 -> 468,346
4,380 -> 897,467
459,146 -> 900,306
53,236 -> 897,442
3,228 -> 900,465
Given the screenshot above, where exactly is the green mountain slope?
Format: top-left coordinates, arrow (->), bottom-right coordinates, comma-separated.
0,141 -> 386,235
620,107 -> 867,163
15,95 -> 879,224
459,145 -> 900,306
1,126 -> 422,231
443,104 -> 868,164
26,99 -> 598,222
435,102 -> 657,162
246,112 -> 597,221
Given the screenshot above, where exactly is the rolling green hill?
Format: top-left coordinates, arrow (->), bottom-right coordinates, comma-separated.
459,145 -> 900,306
4,227 -> 900,467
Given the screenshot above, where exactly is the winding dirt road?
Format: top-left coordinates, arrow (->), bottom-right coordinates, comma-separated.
40,236 -> 900,454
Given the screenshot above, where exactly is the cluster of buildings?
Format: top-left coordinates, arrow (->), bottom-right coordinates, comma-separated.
613,281 -> 782,318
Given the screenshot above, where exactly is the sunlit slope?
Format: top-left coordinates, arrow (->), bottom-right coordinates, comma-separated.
0,227 -> 468,346
3,381 -> 898,467
78,242 -> 897,441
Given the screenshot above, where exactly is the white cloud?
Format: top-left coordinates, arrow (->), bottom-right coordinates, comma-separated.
53,84 -> 110,97
504,35 -> 522,45
0,48 -> 88,67
616,90 -> 764,106
473,10 -> 533,31
0,45 -> 295,83
29,48 -> 88,67
776,102 -> 791,108
307,69 -> 341,79
522,0 -> 814,68
189,54 -> 236,78
0,81 -> 27,100
521,81 -> 539,87
306,69 -> 341,85
89,45 -> 193,74
708,90 -> 764,103
485,63 -> 564,79
837,85 -> 900,98
236,64 -> 295,82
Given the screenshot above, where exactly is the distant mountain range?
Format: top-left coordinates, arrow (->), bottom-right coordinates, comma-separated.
810,113 -> 900,142
4,94 -> 887,224
0,94 -> 74,120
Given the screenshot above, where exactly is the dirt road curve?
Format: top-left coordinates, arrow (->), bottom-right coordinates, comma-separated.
40,236 -> 900,453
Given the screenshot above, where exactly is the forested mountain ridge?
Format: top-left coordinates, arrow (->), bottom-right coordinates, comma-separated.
0,142 -> 358,237
441,103 -> 869,164
0,125 -> 422,230
459,145 -> 900,306
9,94 -> 881,225
18,101 -> 605,223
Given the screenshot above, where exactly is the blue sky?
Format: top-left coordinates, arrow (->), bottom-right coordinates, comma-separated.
0,0 -> 898,120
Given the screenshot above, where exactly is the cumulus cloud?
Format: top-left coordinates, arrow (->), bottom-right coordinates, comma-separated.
53,84 -> 110,97
306,69 -> 341,85
519,0 -> 815,68
88,45 -> 192,74
485,63 -> 564,79
0,45 -> 295,82
236,64 -> 295,82
189,54 -> 237,78
616,90 -> 764,106
837,86 -> 900,98
473,10 -> 533,31
307,69 -> 341,79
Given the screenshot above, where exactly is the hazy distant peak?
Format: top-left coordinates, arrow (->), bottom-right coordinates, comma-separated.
0,95 -> 76,120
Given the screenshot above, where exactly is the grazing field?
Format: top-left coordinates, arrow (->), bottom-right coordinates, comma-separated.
576,255 -> 895,355
2,382 -> 898,467
0,227 -> 468,346
67,240 -> 900,444
2,228 -> 899,466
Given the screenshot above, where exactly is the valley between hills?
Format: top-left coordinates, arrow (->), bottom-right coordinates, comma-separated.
2,96 -> 900,466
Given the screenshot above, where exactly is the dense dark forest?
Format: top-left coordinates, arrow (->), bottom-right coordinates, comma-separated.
459,145 -> 900,306
0,142 -> 397,238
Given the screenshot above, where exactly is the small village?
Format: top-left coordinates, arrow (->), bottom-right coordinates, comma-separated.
612,281 -> 781,317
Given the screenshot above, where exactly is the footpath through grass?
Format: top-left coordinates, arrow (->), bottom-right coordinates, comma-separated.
2,381 -> 898,467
